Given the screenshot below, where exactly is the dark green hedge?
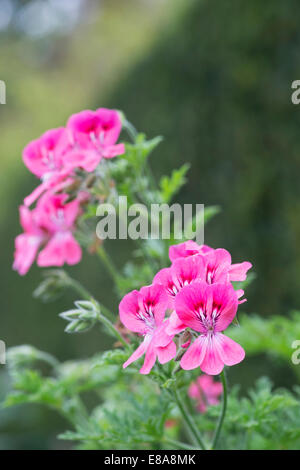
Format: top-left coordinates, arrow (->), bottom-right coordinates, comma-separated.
102,0 -> 300,317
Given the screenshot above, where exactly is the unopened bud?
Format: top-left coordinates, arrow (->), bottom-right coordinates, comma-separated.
60,300 -> 100,334
33,269 -> 71,302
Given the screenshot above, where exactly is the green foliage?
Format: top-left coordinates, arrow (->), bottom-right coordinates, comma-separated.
227,310 -> 300,363
60,383 -> 171,450
201,378 -> 300,450
117,260 -> 155,294
4,339 -> 300,449
109,133 -> 163,205
159,164 -> 190,203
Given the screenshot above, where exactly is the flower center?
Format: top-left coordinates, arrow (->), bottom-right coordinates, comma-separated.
137,306 -> 156,332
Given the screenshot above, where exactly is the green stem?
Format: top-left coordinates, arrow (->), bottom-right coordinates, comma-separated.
145,160 -> 158,194
64,273 -> 125,340
98,303 -> 116,322
97,245 -> 120,286
212,369 -> 228,450
162,437 -> 198,451
123,119 -> 138,142
61,396 -> 90,429
97,312 -> 130,351
67,275 -> 116,322
67,276 -> 93,301
172,388 -> 206,450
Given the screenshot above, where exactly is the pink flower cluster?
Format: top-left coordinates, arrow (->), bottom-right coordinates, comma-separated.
119,241 -> 252,375
13,108 -> 124,275
188,374 -> 223,413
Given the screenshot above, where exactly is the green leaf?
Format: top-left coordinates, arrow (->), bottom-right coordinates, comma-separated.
159,163 -> 190,203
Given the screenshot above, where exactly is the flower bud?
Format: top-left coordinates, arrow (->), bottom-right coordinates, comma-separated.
60,300 -> 100,334
33,269 -> 72,302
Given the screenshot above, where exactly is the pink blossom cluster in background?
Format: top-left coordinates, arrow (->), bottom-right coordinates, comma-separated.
188,374 -> 223,413
13,108 -> 124,275
119,241 -> 252,375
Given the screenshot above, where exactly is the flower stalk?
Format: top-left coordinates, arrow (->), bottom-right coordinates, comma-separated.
211,369 -> 228,450
172,388 -> 206,450
97,245 -> 121,287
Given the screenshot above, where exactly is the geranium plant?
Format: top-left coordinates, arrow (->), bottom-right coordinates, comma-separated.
5,108 -> 300,450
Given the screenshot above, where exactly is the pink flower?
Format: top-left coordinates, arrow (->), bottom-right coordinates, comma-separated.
188,375 -> 223,413
66,108 -> 125,168
13,206 -> 47,275
169,241 -> 213,262
13,192 -> 82,274
22,108 -> 125,206
36,193 -> 82,267
153,251 -> 250,335
23,128 -> 66,179
167,311 -> 187,336
22,128 -> 75,206
24,172 -> 74,207
119,284 -> 176,374
169,242 -> 252,285
176,281 -> 245,375
153,255 -> 206,310
201,248 -> 252,284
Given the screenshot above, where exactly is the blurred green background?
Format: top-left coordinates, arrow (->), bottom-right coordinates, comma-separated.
0,0 -> 299,449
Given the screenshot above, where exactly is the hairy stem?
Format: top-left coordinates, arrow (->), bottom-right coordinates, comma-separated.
123,119 -> 138,142
162,437 -> 198,451
97,311 -> 130,350
212,369 -> 228,450
172,388 -> 206,450
67,276 -> 94,301
97,245 -> 120,287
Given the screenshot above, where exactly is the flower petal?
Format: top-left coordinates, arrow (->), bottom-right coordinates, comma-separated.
228,262 -> 252,282
152,320 -> 174,347
175,281 -> 209,333
210,283 -> 238,332
180,335 -> 207,370
200,336 -> 224,375
139,284 -> 168,326
153,267 -> 175,309
171,254 -> 206,287
63,149 -> 101,172
166,312 -> 187,335
96,108 -> 122,146
24,182 -> 48,207
140,341 -> 157,374
204,248 -> 231,283
157,341 -> 177,364
13,234 -> 43,275
102,143 -> 125,158
169,241 -> 211,262
37,232 -> 81,267
123,335 -> 151,369
214,333 -> 245,366
119,290 -> 146,334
